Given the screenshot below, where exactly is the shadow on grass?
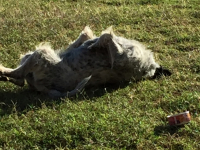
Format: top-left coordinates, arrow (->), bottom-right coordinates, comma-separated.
0,82 -> 131,116
0,88 -> 56,116
154,124 -> 185,136
84,81 -> 131,98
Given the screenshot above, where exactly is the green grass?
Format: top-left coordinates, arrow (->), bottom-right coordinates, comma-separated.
0,0 -> 200,149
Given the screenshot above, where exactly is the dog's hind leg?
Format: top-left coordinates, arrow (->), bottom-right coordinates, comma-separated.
0,76 -> 25,86
2,52 -> 35,87
0,54 -> 37,80
0,45 -> 60,81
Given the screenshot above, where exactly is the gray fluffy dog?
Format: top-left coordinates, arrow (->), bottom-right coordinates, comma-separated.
0,26 -> 171,98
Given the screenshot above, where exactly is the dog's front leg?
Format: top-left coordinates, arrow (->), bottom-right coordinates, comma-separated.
66,26 -> 95,51
48,75 -> 92,98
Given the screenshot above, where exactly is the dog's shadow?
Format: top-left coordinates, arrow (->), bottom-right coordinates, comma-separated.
84,82 -> 130,98
0,87 -> 53,116
0,82 -> 131,116
154,124 -> 186,136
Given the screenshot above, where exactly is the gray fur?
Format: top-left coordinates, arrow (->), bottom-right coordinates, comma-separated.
0,26 -> 170,98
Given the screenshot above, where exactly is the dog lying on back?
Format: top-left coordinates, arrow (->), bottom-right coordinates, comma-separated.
0,26 -> 171,98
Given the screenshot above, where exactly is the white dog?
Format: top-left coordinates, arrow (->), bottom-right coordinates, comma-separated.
0,26 -> 171,98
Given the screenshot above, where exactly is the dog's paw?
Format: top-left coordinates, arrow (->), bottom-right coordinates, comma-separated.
0,64 -> 6,75
0,76 -> 8,81
82,26 -> 94,40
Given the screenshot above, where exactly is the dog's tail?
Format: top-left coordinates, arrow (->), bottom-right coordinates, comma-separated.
48,75 -> 92,98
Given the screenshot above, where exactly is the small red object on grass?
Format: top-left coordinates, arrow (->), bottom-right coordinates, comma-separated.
167,111 -> 191,126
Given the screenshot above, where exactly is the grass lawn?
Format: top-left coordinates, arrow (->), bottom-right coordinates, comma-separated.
0,0 -> 200,149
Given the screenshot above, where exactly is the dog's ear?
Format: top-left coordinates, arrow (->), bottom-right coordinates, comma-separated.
88,26 -> 123,68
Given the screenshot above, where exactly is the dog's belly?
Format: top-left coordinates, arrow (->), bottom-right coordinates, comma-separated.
32,69 -> 126,92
